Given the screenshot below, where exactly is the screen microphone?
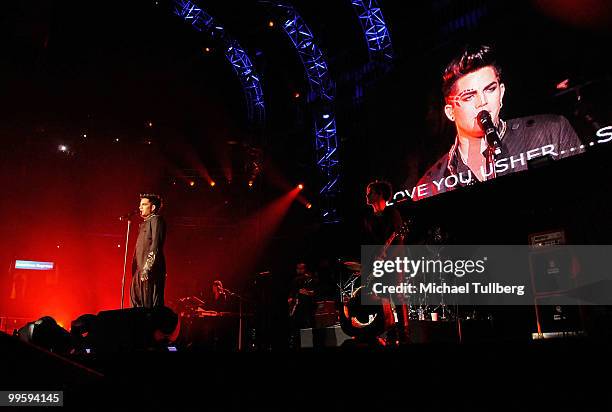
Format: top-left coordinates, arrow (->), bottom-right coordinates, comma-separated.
477,110 -> 502,156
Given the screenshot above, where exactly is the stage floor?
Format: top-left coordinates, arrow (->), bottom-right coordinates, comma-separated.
2,331 -> 611,411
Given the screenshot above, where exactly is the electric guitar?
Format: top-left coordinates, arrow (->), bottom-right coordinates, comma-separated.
339,221 -> 411,338
288,276 -> 315,317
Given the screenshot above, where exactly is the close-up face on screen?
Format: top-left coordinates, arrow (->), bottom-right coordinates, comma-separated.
382,11 -> 611,205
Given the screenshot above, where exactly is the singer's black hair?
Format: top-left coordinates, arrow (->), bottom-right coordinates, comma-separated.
139,193 -> 163,213
367,180 -> 393,201
442,44 -> 502,100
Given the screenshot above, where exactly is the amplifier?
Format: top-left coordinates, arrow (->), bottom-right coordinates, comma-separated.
314,301 -> 338,328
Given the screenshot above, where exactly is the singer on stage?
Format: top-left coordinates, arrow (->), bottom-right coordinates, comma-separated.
415,44 -> 583,199
131,193 -> 167,308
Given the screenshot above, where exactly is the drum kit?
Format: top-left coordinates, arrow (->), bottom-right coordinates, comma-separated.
337,257 -> 456,322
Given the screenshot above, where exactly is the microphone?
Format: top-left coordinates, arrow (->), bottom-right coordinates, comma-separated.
477,110 -> 502,156
118,210 -> 139,221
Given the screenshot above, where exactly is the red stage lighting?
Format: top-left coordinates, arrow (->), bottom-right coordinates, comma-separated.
306,203 -> 312,209
556,79 -> 570,90
297,184 -> 304,190
210,181 -> 216,187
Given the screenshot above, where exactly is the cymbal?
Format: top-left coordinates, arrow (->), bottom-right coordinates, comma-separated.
553,78 -> 597,97
342,261 -> 362,272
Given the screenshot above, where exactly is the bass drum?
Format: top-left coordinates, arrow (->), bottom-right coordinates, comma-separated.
339,286 -> 395,340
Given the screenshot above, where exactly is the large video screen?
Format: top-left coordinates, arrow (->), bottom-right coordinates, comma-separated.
367,6 -> 612,205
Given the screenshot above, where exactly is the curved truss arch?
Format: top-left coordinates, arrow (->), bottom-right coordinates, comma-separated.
261,1 -> 340,223
174,0 -> 265,126
350,0 -> 394,62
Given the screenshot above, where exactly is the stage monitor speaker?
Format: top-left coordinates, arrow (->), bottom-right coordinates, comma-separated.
88,307 -> 178,353
15,316 -> 72,354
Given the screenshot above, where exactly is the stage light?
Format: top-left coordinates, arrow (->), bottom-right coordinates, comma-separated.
72,307 -> 179,353
115,138 -> 120,142
16,316 -> 72,354
82,133 -> 87,138
306,203 -> 312,209
56,244 -> 61,249
58,145 -> 68,152
204,47 -> 211,53
556,79 -> 570,90
248,181 -> 254,188
294,92 -> 300,99
147,121 -> 153,128
117,244 -> 121,248
322,114 -> 330,119
268,20 -> 274,28
297,184 -> 304,190
210,181 -> 216,187
189,180 -> 196,187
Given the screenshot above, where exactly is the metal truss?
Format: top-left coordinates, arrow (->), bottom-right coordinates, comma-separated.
174,0 -> 265,125
262,1 -> 340,223
350,0 -> 393,62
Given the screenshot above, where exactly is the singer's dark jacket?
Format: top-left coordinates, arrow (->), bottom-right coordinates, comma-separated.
414,114 -> 583,200
130,213 -> 166,308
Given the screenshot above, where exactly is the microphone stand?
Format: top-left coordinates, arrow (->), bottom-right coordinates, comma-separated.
219,287 -> 247,351
120,216 -> 132,309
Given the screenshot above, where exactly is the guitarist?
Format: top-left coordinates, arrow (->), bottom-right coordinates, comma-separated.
287,262 -> 318,347
364,181 -> 403,245
363,180 -> 409,344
